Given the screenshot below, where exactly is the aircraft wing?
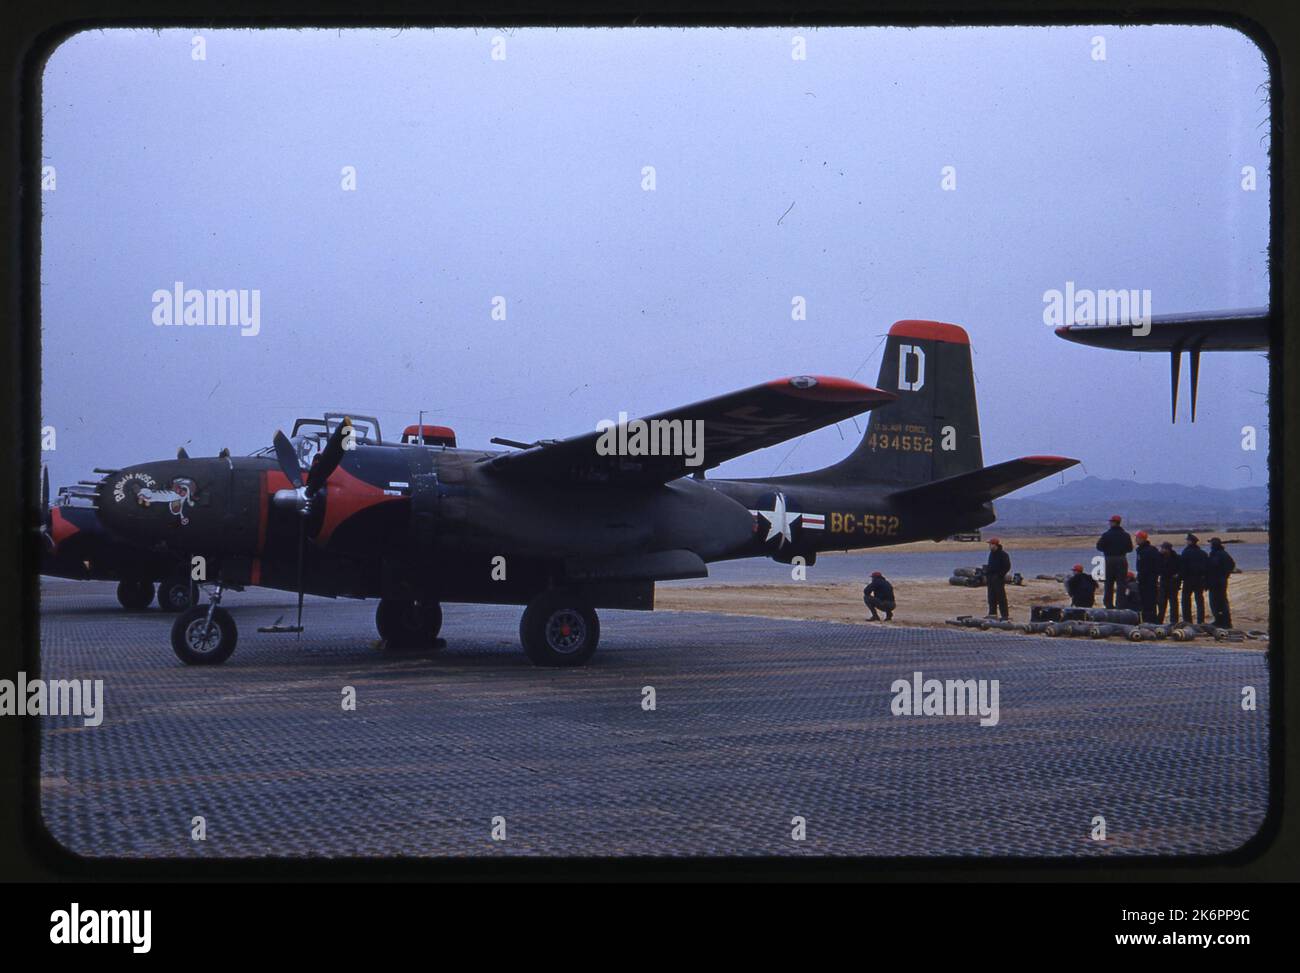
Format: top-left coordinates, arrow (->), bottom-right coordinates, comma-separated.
888,455 -> 1079,508
485,376 -> 897,485
1054,307 -> 1270,421
1053,307 -> 1270,352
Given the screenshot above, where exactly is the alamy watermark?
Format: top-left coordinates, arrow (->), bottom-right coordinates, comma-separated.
1042,281 -> 1152,336
0,672 -> 103,727
151,281 -> 261,336
595,412 -> 705,468
890,671 -> 1000,727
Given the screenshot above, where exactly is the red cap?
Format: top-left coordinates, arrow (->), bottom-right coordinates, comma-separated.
1110,515 -> 1122,523
1127,572 -> 1136,580
1136,530 -> 1148,540
870,571 -> 882,577
987,537 -> 1000,545
1072,564 -> 1083,572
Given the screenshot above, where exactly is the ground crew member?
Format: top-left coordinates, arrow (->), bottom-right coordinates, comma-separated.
1096,514 -> 1133,609
1156,542 -> 1181,624
1133,530 -> 1161,623
1118,572 -> 1143,613
1206,537 -> 1236,628
1064,564 -> 1097,608
1180,533 -> 1209,625
863,571 -> 896,622
985,537 -> 1011,621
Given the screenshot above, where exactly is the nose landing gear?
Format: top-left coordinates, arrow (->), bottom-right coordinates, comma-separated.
170,583 -> 238,665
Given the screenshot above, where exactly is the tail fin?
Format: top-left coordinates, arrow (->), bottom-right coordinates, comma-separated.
823,320 -> 982,486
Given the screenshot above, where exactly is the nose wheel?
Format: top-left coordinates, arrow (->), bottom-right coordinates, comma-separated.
171,586 -> 238,665
519,592 -> 600,666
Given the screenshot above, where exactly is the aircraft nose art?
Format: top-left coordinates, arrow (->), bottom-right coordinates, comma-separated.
97,461 -> 217,541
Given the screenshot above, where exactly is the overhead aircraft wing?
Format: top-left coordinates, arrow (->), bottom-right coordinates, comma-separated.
1054,307 -> 1271,421
888,455 -> 1079,508
485,376 -> 897,486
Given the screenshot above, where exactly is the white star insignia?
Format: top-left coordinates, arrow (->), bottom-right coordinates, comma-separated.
751,492 -> 803,546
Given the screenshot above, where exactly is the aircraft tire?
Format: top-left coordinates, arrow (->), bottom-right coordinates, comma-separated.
157,575 -> 197,613
116,579 -> 155,611
520,593 -> 600,667
171,605 -> 238,665
376,598 -> 443,651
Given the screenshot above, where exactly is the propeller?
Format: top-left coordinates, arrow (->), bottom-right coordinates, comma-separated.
265,417 -> 353,634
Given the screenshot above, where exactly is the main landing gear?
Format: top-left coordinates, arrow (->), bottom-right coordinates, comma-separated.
157,574 -> 198,613
519,591 -> 600,667
171,584 -> 238,665
375,598 -> 444,652
116,579 -> 155,611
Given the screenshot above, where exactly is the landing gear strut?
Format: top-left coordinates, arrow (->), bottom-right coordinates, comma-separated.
171,584 -> 238,665
519,591 -> 600,667
116,579 -> 155,611
375,598 -> 444,651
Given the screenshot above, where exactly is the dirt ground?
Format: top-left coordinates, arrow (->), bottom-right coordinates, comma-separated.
655,572 -> 1269,639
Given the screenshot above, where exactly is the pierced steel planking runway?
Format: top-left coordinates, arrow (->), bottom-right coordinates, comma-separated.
37,579 -> 1269,859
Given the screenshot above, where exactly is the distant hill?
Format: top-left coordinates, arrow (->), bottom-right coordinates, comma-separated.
993,476 -> 1268,533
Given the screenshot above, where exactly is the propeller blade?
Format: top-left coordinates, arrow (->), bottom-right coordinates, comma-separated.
307,416 -> 352,495
272,430 -> 304,489
294,516 -> 306,638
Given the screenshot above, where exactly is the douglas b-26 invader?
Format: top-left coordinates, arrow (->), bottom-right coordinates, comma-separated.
54,320 -> 1077,667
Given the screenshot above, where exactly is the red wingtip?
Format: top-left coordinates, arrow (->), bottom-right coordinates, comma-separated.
767,376 -> 897,403
1021,454 -> 1077,465
889,319 -> 970,345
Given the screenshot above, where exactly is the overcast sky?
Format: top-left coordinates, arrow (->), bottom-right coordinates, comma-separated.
40,26 -> 1271,497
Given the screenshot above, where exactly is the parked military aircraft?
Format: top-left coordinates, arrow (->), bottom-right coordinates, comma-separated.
58,320 -> 1077,667
1054,307 -> 1270,421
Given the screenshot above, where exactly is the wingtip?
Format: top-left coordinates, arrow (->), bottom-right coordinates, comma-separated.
1020,454 -> 1079,467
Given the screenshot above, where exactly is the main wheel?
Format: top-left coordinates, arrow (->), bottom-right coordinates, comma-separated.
375,598 -> 443,651
171,605 -> 238,665
157,575 -> 198,613
519,592 -> 600,667
116,579 -> 155,611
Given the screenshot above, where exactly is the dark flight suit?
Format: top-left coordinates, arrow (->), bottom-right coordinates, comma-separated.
1096,525 -> 1134,609
1206,547 -> 1237,628
1064,572 -> 1097,608
1134,541 -> 1161,623
1180,543 -> 1209,625
863,577 -> 896,620
1156,550 -> 1181,624
985,546 -> 1011,620
1118,578 -> 1143,613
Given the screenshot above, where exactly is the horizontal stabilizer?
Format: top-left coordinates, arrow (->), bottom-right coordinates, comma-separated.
888,455 -> 1078,507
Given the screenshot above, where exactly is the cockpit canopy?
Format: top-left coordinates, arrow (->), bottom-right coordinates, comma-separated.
250,412 -> 384,466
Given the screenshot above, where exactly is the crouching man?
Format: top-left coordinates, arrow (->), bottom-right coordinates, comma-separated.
863,571 -> 896,622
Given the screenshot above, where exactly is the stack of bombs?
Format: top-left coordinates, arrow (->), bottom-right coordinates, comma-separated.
946,605 -> 1263,643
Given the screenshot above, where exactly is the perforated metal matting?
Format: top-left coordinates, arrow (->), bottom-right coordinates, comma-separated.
37,580 -> 1269,858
